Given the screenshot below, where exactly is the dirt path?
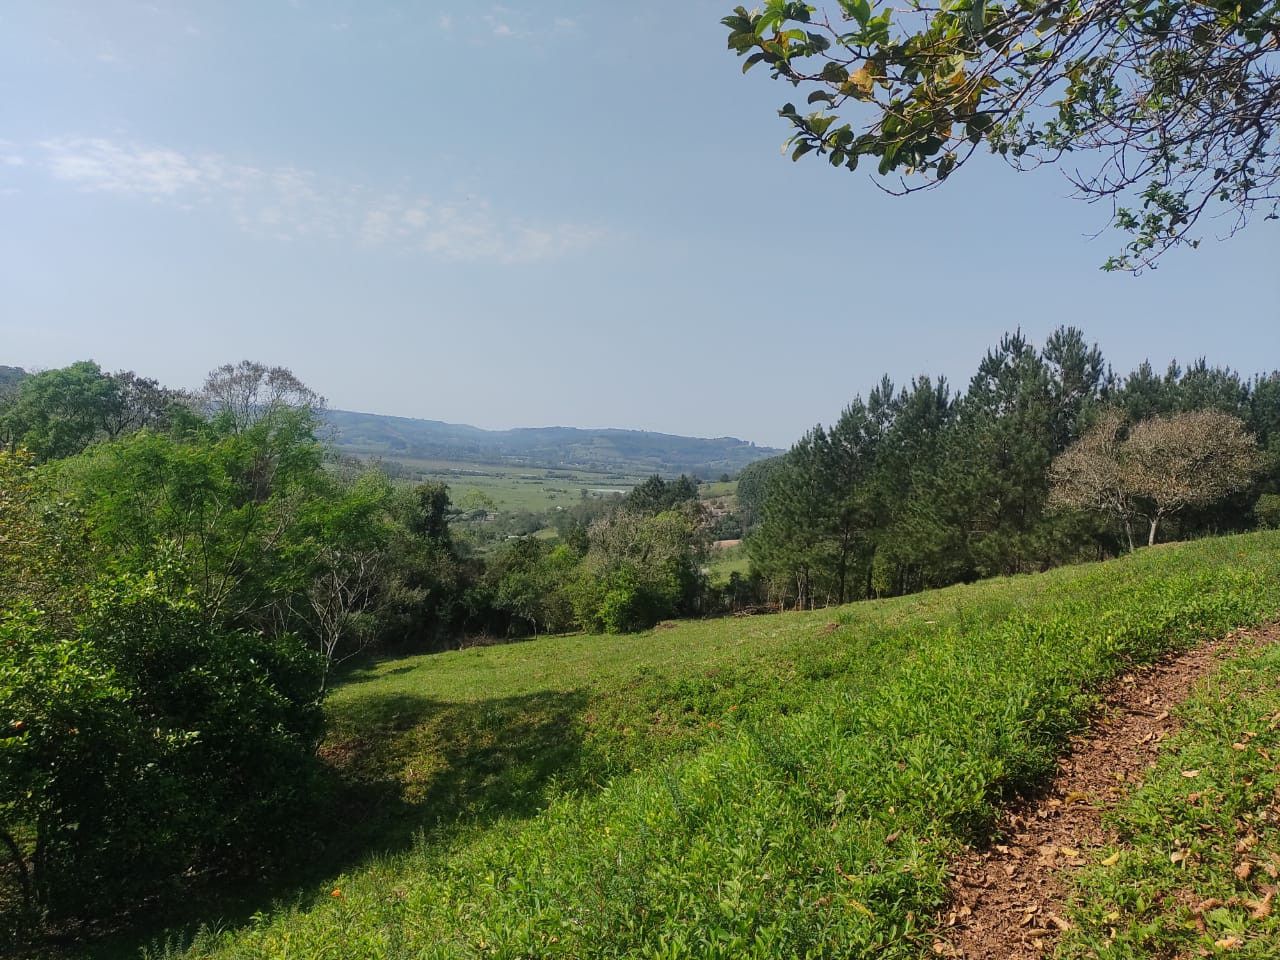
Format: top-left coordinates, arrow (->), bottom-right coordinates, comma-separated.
932,622 -> 1280,959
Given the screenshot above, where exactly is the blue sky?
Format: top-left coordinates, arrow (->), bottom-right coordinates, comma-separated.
1,1 -> 1276,449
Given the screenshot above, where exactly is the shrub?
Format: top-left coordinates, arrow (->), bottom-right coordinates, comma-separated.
595,570 -> 655,634
0,574 -> 323,925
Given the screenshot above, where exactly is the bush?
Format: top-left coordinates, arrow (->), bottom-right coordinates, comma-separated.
0,575 -> 323,925
595,570 -> 655,634
1256,492 -> 1280,529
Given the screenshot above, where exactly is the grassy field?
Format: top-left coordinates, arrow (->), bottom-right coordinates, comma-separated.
704,542 -> 750,584
697,480 -> 738,500
1059,637 -> 1280,958
124,533 -> 1280,959
371,457 -> 643,514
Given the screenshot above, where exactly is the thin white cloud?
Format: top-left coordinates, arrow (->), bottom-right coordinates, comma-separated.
0,141 -> 25,168
484,12 -> 514,37
37,137 -> 602,263
480,6 -> 580,41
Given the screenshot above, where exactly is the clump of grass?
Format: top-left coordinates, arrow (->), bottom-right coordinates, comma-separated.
141,534 -> 1280,959
1058,639 -> 1280,958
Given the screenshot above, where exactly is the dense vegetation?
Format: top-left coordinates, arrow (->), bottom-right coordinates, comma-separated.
3,338 -> 1276,952
118,534 -> 1280,958
745,327 -> 1278,609
0,359 -> 743,943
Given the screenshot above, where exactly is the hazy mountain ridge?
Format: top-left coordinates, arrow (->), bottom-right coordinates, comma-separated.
323,408 -> 782,477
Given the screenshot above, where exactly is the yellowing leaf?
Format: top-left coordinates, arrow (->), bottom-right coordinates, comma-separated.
1248,888 -> 1274,920
1100,851 -> 1121,867
842,64 -> 874,99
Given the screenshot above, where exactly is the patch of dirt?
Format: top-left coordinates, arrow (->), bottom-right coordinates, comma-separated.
933,621 -> 1280,959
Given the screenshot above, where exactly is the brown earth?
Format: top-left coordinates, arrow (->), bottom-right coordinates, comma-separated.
932,621 -> 1280,959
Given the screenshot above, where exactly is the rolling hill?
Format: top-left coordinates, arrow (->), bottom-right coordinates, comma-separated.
322,408 -> 783,477
106,532 -> 1280,959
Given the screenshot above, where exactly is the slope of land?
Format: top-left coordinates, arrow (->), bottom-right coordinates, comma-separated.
108,533 -> 1280,959
938,623 -> 1277,958
1056,633 -> 1280,958
322,408 -> 782,477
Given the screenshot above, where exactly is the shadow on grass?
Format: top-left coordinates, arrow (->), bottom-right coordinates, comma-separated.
72,687 -> 590,960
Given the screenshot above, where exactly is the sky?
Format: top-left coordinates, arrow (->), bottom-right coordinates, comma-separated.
1,1 -> 1277,449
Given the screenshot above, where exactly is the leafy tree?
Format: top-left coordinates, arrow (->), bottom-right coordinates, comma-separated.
285,471 -> 397,689
0,575 -> 322,925
0,449 -> 87,620
724,0 -> 1280,269
102,369 -> 188,438
1124,410 -> 1260,544
1256,493 -> 1280,529
1052,408 -> 1260,546
624,474 -> 700,515
376,482 -> 468,649
734,455 -> 787,535
575,508 -> 707,631
485,539 -> 579,637
748,429 -> 830,608
1049,408 -> 1140,550
0,366 -> 26,398
58,412 -> 326,631
0,361 -> 123,462
706,512 -> 744,540
202,360 -> 324,434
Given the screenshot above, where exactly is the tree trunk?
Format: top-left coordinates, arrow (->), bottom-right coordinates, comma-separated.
1147,515 -> 1160,546
1122,518 -> 1135,553
0,826 -> 34,912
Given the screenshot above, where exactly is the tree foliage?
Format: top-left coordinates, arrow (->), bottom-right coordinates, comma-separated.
1,581 -> 322,925
724,0 -> 1280,269
749,327 -> 1277,606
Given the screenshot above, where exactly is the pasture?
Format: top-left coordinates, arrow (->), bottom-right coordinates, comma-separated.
125,532 -> 1280,959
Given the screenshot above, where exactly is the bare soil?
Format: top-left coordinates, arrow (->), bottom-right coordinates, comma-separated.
932,622 -> 1280,959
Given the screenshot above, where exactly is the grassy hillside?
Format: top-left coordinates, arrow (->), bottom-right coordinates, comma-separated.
323,409 -> 781,477
137,534 -> 1280,959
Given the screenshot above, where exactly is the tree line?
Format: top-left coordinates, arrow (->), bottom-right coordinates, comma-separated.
736,328 -> 1279,609
0,358 -> 720,936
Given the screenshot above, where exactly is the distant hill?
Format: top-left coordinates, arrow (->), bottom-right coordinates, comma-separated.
0,365 -> 27,397
322,409 -> 782,477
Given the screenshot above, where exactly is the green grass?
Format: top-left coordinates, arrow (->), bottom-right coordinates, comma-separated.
130,534 -> 1280,959
1058,637 -> 1280,958
704,543 -> 750,584
372,458 -> 642,513
698,480 -> 738,499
